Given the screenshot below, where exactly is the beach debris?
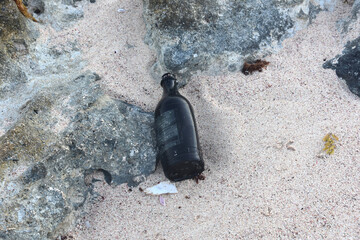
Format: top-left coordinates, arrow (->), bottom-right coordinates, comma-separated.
285,141 -> 296,151
117,8 -> 126,13
155,74 -> 205,182
193,173 -> 206,184
144,181 -> 178,195
316,151 -> 326,159
273,140 -> 295,151
13,0 -> 38,22
242,59 -> 270,75
322,133 -> 339,155
260,206 -> 272,217
159,196 -> 166,206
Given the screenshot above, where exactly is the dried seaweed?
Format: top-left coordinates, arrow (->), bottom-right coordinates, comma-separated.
242,59 -> 270,75
13,0 -> 38,22
322,133 -> 339,155
193,173 -> 205,184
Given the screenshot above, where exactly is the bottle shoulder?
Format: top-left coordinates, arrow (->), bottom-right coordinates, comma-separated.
155,95 -> 192,115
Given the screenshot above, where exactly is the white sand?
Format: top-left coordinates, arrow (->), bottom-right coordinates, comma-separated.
42,0 -> 360,239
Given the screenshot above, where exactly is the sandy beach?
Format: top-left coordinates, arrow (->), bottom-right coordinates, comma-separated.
37,0 -> 360,238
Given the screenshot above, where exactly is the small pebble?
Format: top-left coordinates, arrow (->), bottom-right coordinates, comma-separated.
85,221 -> 91,228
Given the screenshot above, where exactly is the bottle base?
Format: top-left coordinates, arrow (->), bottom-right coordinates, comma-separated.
162,156 -> 204,182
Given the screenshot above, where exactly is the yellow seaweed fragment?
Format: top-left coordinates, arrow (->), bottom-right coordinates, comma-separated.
322,133 -> 339,155
322,133 -> 331,142
332,134 -> 339,141
13,0 -> 38,22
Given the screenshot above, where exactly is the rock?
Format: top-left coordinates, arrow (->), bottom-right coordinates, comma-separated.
323,37 -> 360,96
323,36 -> 360,97
0,1 -> 157,239
325,0 -> 360,89
0,0 -> 38,136
0,73 -> 157,239
337,0 -> 360,33
0,0 -> 85,136
22,0 -> 85,30
0,0 -> 33,95
143,0 -> 335,84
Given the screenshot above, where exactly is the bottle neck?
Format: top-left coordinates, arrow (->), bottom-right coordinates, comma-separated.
161,75 -> 179,96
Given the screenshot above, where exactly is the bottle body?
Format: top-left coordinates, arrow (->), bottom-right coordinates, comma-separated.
155,74 -> 204,181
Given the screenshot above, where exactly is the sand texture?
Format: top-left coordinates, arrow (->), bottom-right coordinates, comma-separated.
40,0 -> 360,239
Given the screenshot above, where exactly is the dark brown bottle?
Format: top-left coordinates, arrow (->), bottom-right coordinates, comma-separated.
155,73 -> 204,181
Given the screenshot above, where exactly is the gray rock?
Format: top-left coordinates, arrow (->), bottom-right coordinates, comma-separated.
0,0 -> 32,95
0,0 -> 38,137
337,0 -> 360,33
0,0 -> 85,136
23,0 -> 85,30
0,73 -> 157,239
323,36 -> 360,97
24,0 -> 46,17
1,1 -> 157,239
143,0 -> 335,84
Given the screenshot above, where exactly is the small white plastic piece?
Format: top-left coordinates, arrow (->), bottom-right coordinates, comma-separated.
144,181 -> 178,195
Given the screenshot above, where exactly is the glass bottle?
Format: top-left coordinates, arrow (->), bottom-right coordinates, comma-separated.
155,73 -> 204,181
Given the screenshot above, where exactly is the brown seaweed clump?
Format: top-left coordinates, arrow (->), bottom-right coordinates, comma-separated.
242,59 -> 270,75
